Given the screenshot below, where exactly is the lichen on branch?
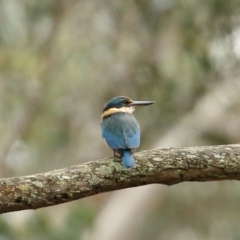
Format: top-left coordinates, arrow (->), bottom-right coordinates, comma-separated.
0,144 -> 240,214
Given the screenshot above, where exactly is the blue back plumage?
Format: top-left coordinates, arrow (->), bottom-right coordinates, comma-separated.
101,112 -> 140,168
101,112 -> 140,149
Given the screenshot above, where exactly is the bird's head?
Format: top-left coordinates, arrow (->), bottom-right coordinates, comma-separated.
102,96 -> 154,117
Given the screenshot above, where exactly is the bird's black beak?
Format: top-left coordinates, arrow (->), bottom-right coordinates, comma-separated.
129,100 -> 155,107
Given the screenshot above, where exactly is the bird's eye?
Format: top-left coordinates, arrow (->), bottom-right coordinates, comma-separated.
122,100 -> 128,104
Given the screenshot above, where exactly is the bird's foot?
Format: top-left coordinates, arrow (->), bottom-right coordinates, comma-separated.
113,151 -> 121,158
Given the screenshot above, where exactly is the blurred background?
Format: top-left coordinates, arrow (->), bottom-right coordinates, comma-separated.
1,0 -> 240,239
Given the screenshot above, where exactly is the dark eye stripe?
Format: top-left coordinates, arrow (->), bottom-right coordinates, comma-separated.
123,98 -> 132,104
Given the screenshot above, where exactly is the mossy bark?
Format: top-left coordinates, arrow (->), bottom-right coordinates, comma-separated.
1,144 -> 240,214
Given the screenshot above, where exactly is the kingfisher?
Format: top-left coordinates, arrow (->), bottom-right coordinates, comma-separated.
100,96 -> 154,168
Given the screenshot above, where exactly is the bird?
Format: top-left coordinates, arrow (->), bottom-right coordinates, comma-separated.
100,96 -> 154,168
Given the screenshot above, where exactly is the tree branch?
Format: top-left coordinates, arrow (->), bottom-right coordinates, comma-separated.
1,144 -> 240,214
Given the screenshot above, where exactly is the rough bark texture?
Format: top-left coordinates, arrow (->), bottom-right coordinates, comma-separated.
1,144 -> 240,214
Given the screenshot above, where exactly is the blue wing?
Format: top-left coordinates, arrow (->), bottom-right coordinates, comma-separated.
101,112 -> 140,150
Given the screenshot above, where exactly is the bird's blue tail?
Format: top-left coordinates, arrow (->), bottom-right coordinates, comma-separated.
122,150 -> 135,168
